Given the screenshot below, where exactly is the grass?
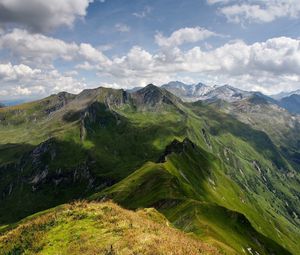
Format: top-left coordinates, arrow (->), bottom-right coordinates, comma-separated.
0,201 -> 220,255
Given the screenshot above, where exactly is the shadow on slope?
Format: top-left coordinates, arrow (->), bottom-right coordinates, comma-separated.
91,138 -> 291,255
0,102 -> 186,224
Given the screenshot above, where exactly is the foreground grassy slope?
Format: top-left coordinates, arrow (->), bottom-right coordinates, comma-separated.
0,201 -> 220,255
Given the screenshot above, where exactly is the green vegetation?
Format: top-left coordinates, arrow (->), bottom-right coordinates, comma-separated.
92,138 -> 293,254
0,201 -> 220,255
0,85 -> 299,254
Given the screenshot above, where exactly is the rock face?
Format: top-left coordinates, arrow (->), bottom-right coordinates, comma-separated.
158,138 -> 195,162
43,92 -> 76,115
0,138 -> 114,223
0,139 -> 96,193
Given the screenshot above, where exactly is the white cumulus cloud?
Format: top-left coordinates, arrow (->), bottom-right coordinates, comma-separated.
0,29 -> 110,67
82,36 -> 300,94
155,27 -> 217,48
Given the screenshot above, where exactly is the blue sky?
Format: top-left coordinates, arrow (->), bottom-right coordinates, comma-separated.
0,0 -> 300,99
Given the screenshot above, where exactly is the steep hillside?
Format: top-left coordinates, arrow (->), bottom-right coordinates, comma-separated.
0,201 -> 220,255
204,94 -> 300,170
0,85 -> 299,254
92,138 -> 295,255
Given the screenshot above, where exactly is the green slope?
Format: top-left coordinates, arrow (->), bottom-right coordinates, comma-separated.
91,138 -> 293,254
0,85 -> 299,254
0,201 -> 221,255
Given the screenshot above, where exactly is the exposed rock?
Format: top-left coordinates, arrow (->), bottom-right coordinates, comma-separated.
44,92 -> 75,115
30,168 -> 49,185
201,128 -> 212,148
30,138 -> 57,166
252,160 -> 262,174
158,138 -> 195,163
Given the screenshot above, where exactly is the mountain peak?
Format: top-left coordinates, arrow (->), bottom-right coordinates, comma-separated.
131,83 -> 178,108
141,83 -> 160,91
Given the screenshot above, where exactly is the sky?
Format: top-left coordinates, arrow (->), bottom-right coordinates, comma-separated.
0,0 -> 300,100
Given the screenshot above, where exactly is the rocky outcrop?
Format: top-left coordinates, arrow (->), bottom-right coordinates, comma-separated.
0,138 -> 104,199
44,92 -> 75,115
158,138 -> 195,163
202,128 -> 212,148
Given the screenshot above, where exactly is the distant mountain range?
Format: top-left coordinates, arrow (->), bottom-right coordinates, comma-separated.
0,99 -> 27,107
272,89 -> 300,100
160,81 -> 300,115
279,94 -> 300,114
161,81 -> 257,102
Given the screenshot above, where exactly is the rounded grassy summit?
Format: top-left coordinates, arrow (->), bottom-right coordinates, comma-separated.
0,201 -> 220,255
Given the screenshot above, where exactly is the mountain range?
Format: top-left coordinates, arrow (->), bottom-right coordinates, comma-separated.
0,83 -> 299,254
161,81 -> 300,115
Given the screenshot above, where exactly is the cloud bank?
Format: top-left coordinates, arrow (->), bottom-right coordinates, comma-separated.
1,26 -> 299,97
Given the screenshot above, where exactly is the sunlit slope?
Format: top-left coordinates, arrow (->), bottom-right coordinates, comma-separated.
0,201 -> 221,255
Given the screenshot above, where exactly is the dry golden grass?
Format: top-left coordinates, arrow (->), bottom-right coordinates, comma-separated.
0,200 -> 221,255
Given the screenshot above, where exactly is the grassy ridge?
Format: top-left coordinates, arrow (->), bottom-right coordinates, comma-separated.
0,201 -> 220,255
